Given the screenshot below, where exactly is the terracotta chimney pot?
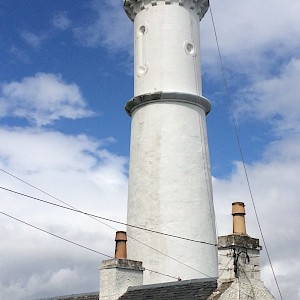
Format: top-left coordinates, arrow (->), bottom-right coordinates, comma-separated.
115,231 -> 127,259
232,202 -> 247,235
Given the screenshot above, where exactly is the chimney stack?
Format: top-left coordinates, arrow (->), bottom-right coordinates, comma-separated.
232,202 -> 246,235
99,231 -> 143,300
218,202 -> 262,283
216,203 -> 276,299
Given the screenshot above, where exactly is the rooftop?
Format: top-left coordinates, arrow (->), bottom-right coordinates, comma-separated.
37,278 -> 218,300
35,292 -> 99,300
119,278 -> 217,300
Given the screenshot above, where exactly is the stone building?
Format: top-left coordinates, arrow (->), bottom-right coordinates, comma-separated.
37,202 -> 275,300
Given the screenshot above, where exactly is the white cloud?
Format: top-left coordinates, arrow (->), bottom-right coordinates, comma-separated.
202,8 -> 300,298
10,45 -> 30,64
57,0 -> 297,72
68,0 -> 300,70
20,30 -> 46,49
262,260 -> 300,299
210,35 -> 300,293
73,0 -> 133,54
0,127 -> 128,299
0,230 -> 103,299
0,73 -> 94,126
213,131 -> 300,299
236,58 -> 300,135
201,0 -> 300,79
205,3 -> 300,294
52,12 -> 72,31
0,1 -> 299,299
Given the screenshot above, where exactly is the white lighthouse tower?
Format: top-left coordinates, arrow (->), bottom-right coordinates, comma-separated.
124,0 -> 218,284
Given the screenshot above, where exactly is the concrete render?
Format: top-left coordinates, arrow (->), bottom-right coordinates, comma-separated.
131,0 -> 205,97
214,234 -> 275,300
209,279 -> 276,300
99,259 -> 143,300
126,100 -> 218,283
125,0 -> 218,284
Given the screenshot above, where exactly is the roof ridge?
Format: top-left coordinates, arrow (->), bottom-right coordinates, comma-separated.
127,277 -> 218,291
34,291 -> 99,300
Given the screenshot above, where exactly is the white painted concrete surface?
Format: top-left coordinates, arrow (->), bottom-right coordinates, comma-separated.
133,1 -> 202,96
218,248 -> 261,283
124,0 -> 217,284
212,280 -> 276,300
99,259 -> 143,300
216,234 -> 275,299
127,101 -> 218,283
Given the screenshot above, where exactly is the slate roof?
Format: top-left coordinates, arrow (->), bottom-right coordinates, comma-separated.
118,278 -> 217,300
207,281 -> 234,300
35,291 -> 99,300
36,279 -> 218,300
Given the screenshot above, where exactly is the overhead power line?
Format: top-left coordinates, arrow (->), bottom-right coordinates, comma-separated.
0,210 -> 179,281
0,210 -> 112,258
209,5 -> 284,300
0,169 -> 216,278
0,185 -> 217,247
0,168 -> 118,231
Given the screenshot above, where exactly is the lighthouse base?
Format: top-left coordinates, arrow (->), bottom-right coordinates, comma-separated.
126,93 -> 218,284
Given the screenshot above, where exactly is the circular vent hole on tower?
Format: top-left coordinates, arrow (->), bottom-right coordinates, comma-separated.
139,25 -> 146,35
138,65 -> 148,75
184,41 -> 196,56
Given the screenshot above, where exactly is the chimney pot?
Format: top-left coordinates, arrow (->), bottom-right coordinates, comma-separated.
115,231 -> 127,259
232,202 -> 247,235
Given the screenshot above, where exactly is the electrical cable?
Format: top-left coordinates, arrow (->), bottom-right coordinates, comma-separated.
0,184 -> 216,278
0,4 -> 283,293
0,210 -> 112,258
218,255 -> 233,279
239,264 -> 255,298
0,185 -> 216,247
209,4 -> 284,300
238,277 -> 241,300
0,168 -> 213,277
0,170 -> 218,278
0,210 -> 179,281
143,268 -> 179,281
0,185 -> 215,278
0,168 -> 118,231
218,252 -> 256,298
189,9 -> 219,247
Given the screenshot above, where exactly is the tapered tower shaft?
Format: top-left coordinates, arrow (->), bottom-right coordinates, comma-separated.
124,0 -> 217,284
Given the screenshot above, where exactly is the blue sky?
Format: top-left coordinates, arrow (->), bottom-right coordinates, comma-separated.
0,0 -> 300,299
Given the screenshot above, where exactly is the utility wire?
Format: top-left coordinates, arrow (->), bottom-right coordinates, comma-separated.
218,255 -> 233,279
0,182 -> 217,278
0,168 -> 202,276
1,185 -> 214,280
0,185 -> 215,278
0,189 -> 212,279
0,170 -> 217,278
143,268 -> 179,281
239,264 -> 255,298
0,210 -> 179,281
209,4 -> 284,300
0,185 -> 216,247
218,253 -> 258,298
0,210 -> 112,258
0,168 -> 118,231
0,186 -> 215,278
